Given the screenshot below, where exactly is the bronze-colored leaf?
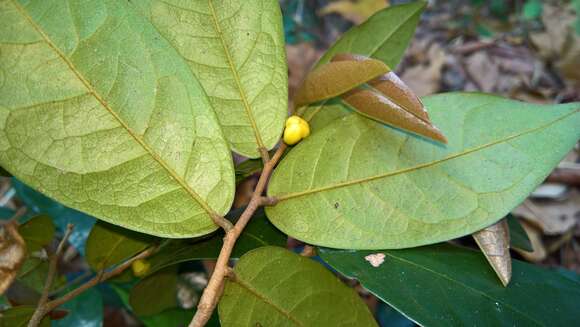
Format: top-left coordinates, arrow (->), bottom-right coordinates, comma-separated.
294,57 -> 390,107
472,219 -> 512,287
333,53 -> 430,123
332,53 -> 446,143
342,88 -> 447,143
0,221 -> 27,294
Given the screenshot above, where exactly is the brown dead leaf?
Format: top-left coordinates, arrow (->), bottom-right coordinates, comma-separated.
400,43 -> 446,96
319,0 -> 389,25
0,221 -> 27,294
472,219 -> 512,287
464,52 -> 499,93
294,56 -> 390,107
514,222 -> 547,262
513,190 -> 580,235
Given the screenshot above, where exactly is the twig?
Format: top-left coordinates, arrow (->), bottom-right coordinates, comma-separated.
28,224 -> 74,327
190,143 -> 287,327
44,247 -> 155,312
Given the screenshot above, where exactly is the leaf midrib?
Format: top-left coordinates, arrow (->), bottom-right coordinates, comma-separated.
229,276 -> 305,327
11,0 -> 216,217
207,0 -> 265,151
278,109 -> 579,201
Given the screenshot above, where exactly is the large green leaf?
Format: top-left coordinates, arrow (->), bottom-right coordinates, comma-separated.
0,0 -> 234,238
303,1 -> 425,128
267,93 -> 580,249
319,244 -> 580,326
86,221 -> 154,271
146,208 -> 286,275
218,246 -> 377,326
131,0 -> 288,158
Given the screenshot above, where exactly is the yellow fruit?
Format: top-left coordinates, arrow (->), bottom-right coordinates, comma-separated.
131,259 -> 151,277
285,115 -> 302,127
283,123 -> 303,145
284,115 -> 311,145
299,120 -> 310,138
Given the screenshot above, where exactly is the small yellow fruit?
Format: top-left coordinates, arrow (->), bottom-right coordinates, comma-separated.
283,116 -> 311,145
283,123 -> 303,145
285,115 -> 302,127
298,120 -> 310,138
131,259 -> 151,277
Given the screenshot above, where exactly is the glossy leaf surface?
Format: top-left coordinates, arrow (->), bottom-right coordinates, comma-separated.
0,0 -> 235,237
0,306 -> 49,327
86,222 -> 154,271
294,58 -> 390,107
267,93 -> 580,249
219,246 -> 377,326
131,0 -> 288,158
319,244 -> 580,326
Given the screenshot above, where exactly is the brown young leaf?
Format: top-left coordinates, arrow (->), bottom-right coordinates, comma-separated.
294,57 -> 390,107
472,219 -> 512,287
0,221 -> 27,294
332,53 -> 447,143
342,89 -> 447,143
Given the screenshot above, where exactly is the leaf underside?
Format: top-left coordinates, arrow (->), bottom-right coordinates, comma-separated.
267,93 -> 580,249
131,0 -> 288,158
218,246 -> 377,327
0,0 -> 239,237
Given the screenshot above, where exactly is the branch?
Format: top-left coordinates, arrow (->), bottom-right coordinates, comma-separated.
28,224 -> 74,327
190,144 -> 287,327
45,246 -> 155,312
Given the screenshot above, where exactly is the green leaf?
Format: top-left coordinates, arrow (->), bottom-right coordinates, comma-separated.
267,93 -> 580,249
218,246 -> 377,326
0,306 -> 49,327
17,257 -> 66,293
523,0 -> 542,20
129,267 -> 178,316
507,215 -> 533,252
302,1 -> 425,129
86,221 -> 154,271
319,244 -> 580,326
317,1 -> 426,67
18,215 -> 55,252
130,0 -> 288,158
0,0 -> 235,238
146,208 -> 286,275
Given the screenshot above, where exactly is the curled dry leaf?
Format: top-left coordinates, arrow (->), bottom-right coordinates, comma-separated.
332,53 -> 447,143
0,221 -> 27,294
294,56 -> 390,107
472,219 -> 512,287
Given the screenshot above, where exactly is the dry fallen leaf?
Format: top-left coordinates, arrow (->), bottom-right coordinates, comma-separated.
472,219 -> 512,287
513,190 -> 580,235
0,221 -> 27,294
400,43 -> 446,97
294,56 -> 390,107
